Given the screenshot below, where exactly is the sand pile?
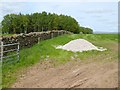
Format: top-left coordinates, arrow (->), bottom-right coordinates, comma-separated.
56,39 -> 107,52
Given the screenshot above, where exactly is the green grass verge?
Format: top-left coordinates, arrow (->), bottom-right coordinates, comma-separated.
2,34 -> 118,88
2,34 -> 15,36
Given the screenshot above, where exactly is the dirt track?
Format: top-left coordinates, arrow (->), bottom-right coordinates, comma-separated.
12,58 -> 118,88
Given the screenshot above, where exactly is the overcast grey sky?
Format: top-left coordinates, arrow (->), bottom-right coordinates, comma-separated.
0,0 -> 118,33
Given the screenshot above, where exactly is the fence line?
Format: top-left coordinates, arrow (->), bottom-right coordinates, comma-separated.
0,42 -> 20,66
1,30 -> 69,66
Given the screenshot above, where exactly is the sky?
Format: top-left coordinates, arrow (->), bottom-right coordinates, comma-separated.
0,0 -> 118,33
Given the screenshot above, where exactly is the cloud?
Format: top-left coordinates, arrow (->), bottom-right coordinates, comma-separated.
82,9 -> 114,14
0,2 -> 25,21
1,2 -> 24,15
106,21 -> 118,27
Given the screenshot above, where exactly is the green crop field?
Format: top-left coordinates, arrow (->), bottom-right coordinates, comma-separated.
2,34 -> 118,88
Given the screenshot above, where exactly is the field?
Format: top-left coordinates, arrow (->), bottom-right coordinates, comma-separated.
2,34 -> 118,88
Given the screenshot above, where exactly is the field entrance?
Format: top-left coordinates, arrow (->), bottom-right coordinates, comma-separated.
3,34 -> 118,88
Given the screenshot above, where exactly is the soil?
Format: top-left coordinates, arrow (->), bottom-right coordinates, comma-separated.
11,58 -> 118,88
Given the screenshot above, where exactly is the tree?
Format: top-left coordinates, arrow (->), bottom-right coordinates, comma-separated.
1,11 -> 93,34
2,14 -> 12,34
79,27 -> 93,34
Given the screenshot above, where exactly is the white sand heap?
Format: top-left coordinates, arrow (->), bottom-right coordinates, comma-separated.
56,39 -> 107,52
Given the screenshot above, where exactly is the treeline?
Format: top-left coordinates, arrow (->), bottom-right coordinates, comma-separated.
1,11 -> 93,34
79,27 -> 93,34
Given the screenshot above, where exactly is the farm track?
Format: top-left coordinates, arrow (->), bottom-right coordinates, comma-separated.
12,57 -> 118,88
11,37 -> 118,88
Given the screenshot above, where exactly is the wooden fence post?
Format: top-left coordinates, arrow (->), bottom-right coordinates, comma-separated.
51,33 -> 53,38
58,31 -> 59,36
38,37 -> 40,44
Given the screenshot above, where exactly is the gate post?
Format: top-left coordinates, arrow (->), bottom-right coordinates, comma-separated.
0,41 -> 2,90
17,42 -> 20,62
1,42 -> 3,63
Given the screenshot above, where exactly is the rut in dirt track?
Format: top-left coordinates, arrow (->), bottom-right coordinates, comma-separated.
12,59 -> 118,88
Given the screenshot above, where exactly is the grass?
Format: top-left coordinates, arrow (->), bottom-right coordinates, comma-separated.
2,34 -> 15,36
2,34 -> 118,88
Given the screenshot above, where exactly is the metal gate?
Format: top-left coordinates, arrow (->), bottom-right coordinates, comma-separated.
0,42 -> 20,66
